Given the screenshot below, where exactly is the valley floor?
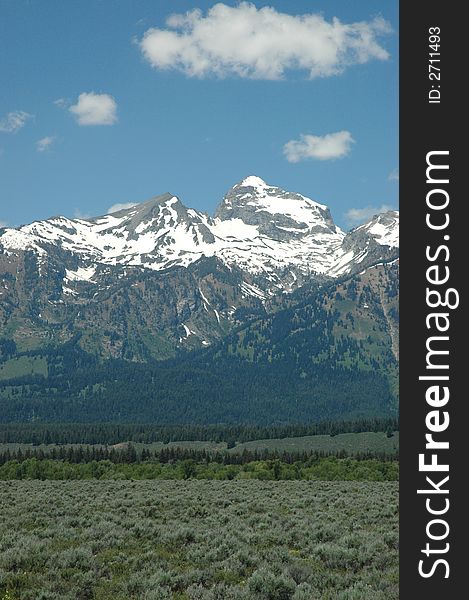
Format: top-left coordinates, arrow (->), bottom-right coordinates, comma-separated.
0,480 -> 398,600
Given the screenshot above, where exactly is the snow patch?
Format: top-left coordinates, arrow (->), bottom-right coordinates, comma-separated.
240,175 -> 268,188
65,266 -> 96,282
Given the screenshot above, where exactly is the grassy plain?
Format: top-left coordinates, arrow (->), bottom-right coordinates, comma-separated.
0,480 -> 398,600
0,356 -> 48,380
230,431 -> 399,455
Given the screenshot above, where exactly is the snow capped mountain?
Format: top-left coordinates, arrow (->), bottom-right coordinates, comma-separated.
216,176 -> 339,236
0,193 -> 214,270
0,177 -> 398,290
0,177 -> 399,360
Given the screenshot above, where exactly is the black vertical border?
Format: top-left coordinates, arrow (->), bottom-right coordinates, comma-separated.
400,2 -> 466,597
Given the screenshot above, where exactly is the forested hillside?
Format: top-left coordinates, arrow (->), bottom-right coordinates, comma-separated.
0,263 -> 398,424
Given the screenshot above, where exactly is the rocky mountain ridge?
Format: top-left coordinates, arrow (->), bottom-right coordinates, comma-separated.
0,177 -> 398,359
1,176 -> 398,285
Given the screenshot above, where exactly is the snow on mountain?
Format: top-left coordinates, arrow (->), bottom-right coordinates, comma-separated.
355,211 -> 399,248
218,175 -> 329,223
0,177 -> 399,290
0,193 -> 215,271
327,210 -> 399,278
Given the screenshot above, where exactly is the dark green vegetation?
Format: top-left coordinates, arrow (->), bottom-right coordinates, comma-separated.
0,429 -> 399,481
0,456 -> 398,482
0,480 -> 399,599
0,345 -> 392,423
0,444 -> 398,481
0,264 -> 399,424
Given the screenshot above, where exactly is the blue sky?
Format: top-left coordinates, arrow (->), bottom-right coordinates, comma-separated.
0,0 -> 398,230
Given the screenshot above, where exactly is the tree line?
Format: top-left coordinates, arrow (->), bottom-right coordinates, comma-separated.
0,417 -> 398,445
0,443 -> 398,467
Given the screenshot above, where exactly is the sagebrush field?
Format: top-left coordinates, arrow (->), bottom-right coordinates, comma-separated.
0,480 -> 398,600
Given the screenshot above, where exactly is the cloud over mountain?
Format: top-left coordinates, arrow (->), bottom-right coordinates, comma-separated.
284,131 -> 354,162
107,202 -> 138,214
345,204 -> 395,226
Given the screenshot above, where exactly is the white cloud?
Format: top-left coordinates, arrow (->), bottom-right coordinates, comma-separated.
284,131 -> 354,162
345,204 -> 394,226
0,220 -> 7,228
139,3 -> 391,80
0,111 -> 33,133
69,92 -> 118,126
107,202 -> 137,214
36,136 -> 55,152
388,168 -> 399,181
54,98 -> 69,109
73,209 -> 92,220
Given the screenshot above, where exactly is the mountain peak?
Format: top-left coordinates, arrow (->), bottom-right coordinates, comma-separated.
139,192 -> 176,208
237,175 -> 268,188
215,176 -> 337,239
84,193 -> 178,223
106,192 -> 177,216
360,210 -> 399,248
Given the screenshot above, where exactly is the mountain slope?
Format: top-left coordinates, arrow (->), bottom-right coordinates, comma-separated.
0,261 -> 398,424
